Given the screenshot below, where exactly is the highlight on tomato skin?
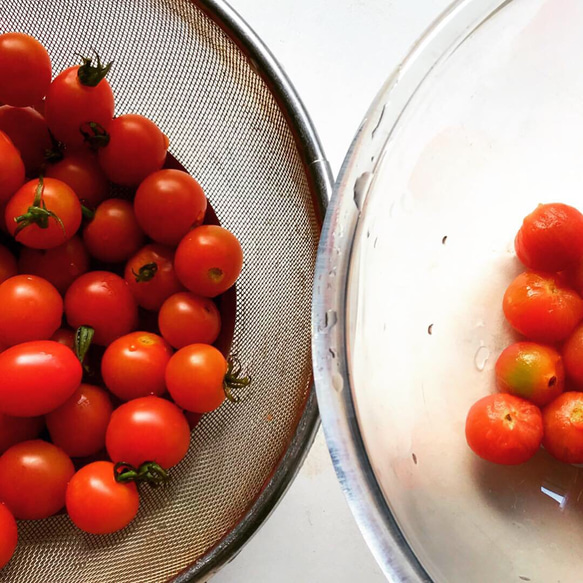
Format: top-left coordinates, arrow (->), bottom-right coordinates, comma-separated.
542,392 -> 583,464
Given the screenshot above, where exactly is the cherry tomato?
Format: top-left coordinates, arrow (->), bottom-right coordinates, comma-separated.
65,271 -> 138,346
134,170 -> 207,245
83,199 -> 144,263
465,393 -> 543,465
0,275 -> 62,346
165,344 -> 229,413
46,384 -> 113,458
0,341 -> 82,417
502,271 -> 583,343
0,105 -> 52,175
0,130 -> 25,204
18,235 -> 90,294
106,396 -> 190,469
45,152 -> 109,209
124,244 -> 183,311
66,461 -> 139,534
0,33 -> 51,107
185,411 -> 203,431
0,440 -> 74,519
0,245 -> 17,284
515,203 -> 583,272
0,413 -> 44,454
101,332 -> 173,401
50,327 -> 75,351
5,177 -> 82,249
495,342 -> 564,407
45,57 -> 114,148
0,503 -> 17,568
158,292 -> 221,349
542,392 -> 583,463
98,114 -> 168,186
562,323 -> 583,389
174,225 -> 243,297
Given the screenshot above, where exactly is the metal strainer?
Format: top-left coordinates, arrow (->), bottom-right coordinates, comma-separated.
0,1 -> 331,581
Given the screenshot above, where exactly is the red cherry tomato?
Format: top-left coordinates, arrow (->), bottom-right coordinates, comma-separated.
465,393 -> 543,465
0,503 -> 17,568
101,332 -> 173,401
83,199 -> 144,263
66,461 -> 139,534
0,33 -> 51,107
174,225 -> 243,297
0,245 -> 17,284
50,327 -> 75,351
0,105 -> 52,175
158,292 -> 221,349
0,341 -> 82,417
0,275 -> 62,346
0,412 -> 44,454
185,411 -> 203,431
45,58 -> 114,148
0,130 -> 25,204
502,271 -> 583,343
5,177 -> 82,249
124,244 -> 184,311
542,392 -> 583,463
45,152 -> 109,209
106,396 -> 190,469
0,440 -> 74,519
563,323 -> 583,389
134,170 -> 207,245
18,235 -> 90,294
98,114 -> 168,186
65,271 -> 138,346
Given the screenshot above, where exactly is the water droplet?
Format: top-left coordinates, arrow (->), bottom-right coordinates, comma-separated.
329,266 -> 337,278
325,310 -> 337,329
128,345 -> 137,352
354,172 -> 373,212
332,371 -> 344,392
474,345 -> 490,371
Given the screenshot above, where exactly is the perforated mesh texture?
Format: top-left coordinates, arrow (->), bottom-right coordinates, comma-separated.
0,1 -> 320,581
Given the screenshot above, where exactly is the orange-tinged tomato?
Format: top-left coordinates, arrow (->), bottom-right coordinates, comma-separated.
542,392 -> 583,464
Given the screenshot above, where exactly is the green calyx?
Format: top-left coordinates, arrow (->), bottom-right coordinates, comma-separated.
114,461 -> 169,488
223,358 -> 251,403
77,51 -> 112,87
14,176 -> 65,237
132,262 -> 158,283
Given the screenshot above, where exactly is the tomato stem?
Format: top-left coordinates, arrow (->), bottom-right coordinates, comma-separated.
76,50 -> 112,87
132,262 -> 158,283
81,204 -> 95,220
114,461 -> 169,488
74,325 -> 94,365
44,130 -> 64,164
223,358 -> 251,403
80,121 -> 110,150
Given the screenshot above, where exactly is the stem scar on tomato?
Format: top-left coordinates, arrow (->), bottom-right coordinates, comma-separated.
223,358 -> 251,403
132,262 -> 158,283
80,121 -> 110,150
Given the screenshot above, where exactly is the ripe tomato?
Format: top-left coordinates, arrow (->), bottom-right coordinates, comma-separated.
18,235 -> 90,294
502,271 -> 583,343
45,152 -> 109,209
515,203 -> 583,272
45,56 -> 114,148
174,225 -> 243,297
0,130 -> 25,204
101,332 -> 173,401
0,440 -> 74,519
0,412 -> 44,454
158,292 -> 221,349
185,411 -> 203,430
0,275 -> 62,346
83,199 -> 144,263
562,323 -> 583,389
66,461 -> 139,534
98,114 -> 168,186
133,170 -> 207,245
495,342 -> 564,407
0,105 -> 52,175
0,341 -> 82,417
124,244 -> 183,311
0,33 -> 51,107
46,384 -> 113,458
0,245 -> 17,284
6,177 -> 82,249
542,392 -> 583,463
65,271 -> 138,346
465,393 -> 543,465
0,503 -> 16,569
50,327 -> 75,351
106,396 -> 190,469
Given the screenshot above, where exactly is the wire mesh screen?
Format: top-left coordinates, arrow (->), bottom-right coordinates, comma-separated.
0,1 -> 321,581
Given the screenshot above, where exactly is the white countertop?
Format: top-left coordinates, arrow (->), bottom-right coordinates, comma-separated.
212,1 -> 451,581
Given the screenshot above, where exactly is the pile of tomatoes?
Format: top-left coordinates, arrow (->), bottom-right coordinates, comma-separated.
0,33 -> 247,567
466,202 -> 583,467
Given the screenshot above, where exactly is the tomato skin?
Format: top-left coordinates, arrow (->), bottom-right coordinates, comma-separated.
64,271 -> 138,346
159,292 -> 221,349
66,461 -> 139,534
0,341 -> 82,417
101,332 -> 173,401
18,235 -> 90,294
98,114 -> 168,186
106,396 -> 190,469
83,199 -> 144,263
45,65 -> 114,148
134,170 -> 207,245
0,413 -> 44,454
465,393 -> 543,465
502,271 -> 583,343
542,392 -> 583,463
0,275 -> 63,347
50,327 -> 75,351
0,503 -> 17,569
0,130 -> 25,204
0,33 -> 51,107
165,344 -> 227,413
174,225 -> 243,297
0,245 -> 17,284
0,440 -> 74,520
